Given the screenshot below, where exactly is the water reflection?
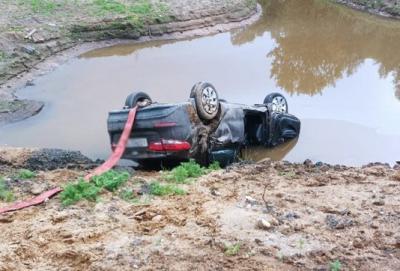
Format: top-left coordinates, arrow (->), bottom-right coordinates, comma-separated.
242,138 -> 298,162
231,0 -> 400,97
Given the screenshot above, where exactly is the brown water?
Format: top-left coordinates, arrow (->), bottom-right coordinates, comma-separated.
1,0 -> 400,166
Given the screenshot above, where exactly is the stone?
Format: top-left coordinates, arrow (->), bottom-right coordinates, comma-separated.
245,196 -> 258,205
257,218 -> 272,230
30,183 -> 46,195
152,215 -> 164,223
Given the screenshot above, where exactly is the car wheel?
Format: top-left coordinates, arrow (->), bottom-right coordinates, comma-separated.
264,93 -> 288,113
190,82 -> 220,120
125,92 -> 152,108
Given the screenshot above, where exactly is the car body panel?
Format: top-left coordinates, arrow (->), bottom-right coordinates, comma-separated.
107,98 -> 300,166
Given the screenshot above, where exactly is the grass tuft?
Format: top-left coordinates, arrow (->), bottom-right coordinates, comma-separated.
224,243 -> 241,256
29,0 -> 58,13
18,169 -> 36,180
60,179 -> 101,206
0,178 -> 15,202
148,181 -> 186,196
60,170 -> 130,206
91,170 -> 130,192
330,259 -> 342,271
164,160 -> 220,184
119,188 -> 136,201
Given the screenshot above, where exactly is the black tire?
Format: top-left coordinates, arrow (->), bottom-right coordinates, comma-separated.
125,92 -> 152,108
190,82 -> 220,120
263,93 -> 288,113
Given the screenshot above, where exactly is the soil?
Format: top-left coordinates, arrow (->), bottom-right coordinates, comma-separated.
0,0 -> 260,126
333,0 -> 400,19
1,147 -> 400,270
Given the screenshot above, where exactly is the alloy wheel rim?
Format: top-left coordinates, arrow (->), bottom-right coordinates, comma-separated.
201,87 -> 218,114
271,96 -> 287,113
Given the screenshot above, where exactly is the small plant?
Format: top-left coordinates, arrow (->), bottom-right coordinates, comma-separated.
30,0 -> 57,13
330,259 -> 342,271
119,188 -> 136,201
164,160 -> 220,183
60,179 -> 101,206
148,181 -> 186,196
0,178 -> 14,202
298,238 -> 305,249
0,51 -> 6,62
18,169 -> 36,179
91,170 -> 130,192
224,243 -> 241,256
60,170 -> 130,206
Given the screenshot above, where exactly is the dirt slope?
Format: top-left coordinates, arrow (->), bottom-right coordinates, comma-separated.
1,153 -> 399,270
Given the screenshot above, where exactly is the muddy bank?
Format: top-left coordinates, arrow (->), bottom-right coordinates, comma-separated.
0,0 -> 260,125
333,0 -> 400,19
0,148 -> 399,270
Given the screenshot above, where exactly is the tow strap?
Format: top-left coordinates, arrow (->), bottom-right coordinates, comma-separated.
0,106 -> 138,215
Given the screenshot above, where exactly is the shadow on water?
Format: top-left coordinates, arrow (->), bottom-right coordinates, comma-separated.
231,0 -> 400,98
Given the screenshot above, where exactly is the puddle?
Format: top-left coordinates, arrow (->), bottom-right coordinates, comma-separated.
1,0 -> 400,166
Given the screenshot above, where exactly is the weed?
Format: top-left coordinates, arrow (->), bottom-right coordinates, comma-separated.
0,51 -> 6,62
298,238 -> 305,249
119,188 -> 136,201
30,0 -> 57,13
330,259 -> 342,271
277,251 -> 284,262
207,161 -> 221,171
148,181 -> 186,196
18,169 -> 36,179
60,179 -> 101,206
92,0 -> 171,25
91,170 -> 130,192
0,178 -> 14,202
164,160 -> 220,183
60,170 -> 130,206
224,243 -> 241,256
278,170 -> 296,179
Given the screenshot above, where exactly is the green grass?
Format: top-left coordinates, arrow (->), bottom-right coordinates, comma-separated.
0,178 -> 15,202
90,170 -> 130,192
0,51 -> 6,62
60,179 -> 101,206
148,181 -> 186,196
330,260 -> 342,271
224,243 -> 241,256
18,169 -> 36,180
60,170 -> 130,206
163,160 -> 220,184
119,188 -> 136,201
92,0 -> 171,25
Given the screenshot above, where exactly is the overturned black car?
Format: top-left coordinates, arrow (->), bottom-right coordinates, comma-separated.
107,82 -> 300,167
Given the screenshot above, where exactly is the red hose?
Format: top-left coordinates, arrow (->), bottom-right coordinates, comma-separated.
0,106 -> 138,215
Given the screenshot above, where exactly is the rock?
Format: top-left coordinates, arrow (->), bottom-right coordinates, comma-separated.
257,218 -> 272,230
373,200 -> 385,206
245,196 -> 258,205
152,215 -> 164,223
0,213 -> 14,223
353,238 -> 364,248
394,236 -> 400,248
303,159 -> 313,166
326,214 -> 353,230
30,183 -> 47,195
210,188 -> 221,196
370,222 -> 379,229
20,45 -> 36,55
269,217 -> 279,226
25,79 -> 35,86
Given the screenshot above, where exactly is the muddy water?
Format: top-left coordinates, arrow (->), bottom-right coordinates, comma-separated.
1,0 -> 400,166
